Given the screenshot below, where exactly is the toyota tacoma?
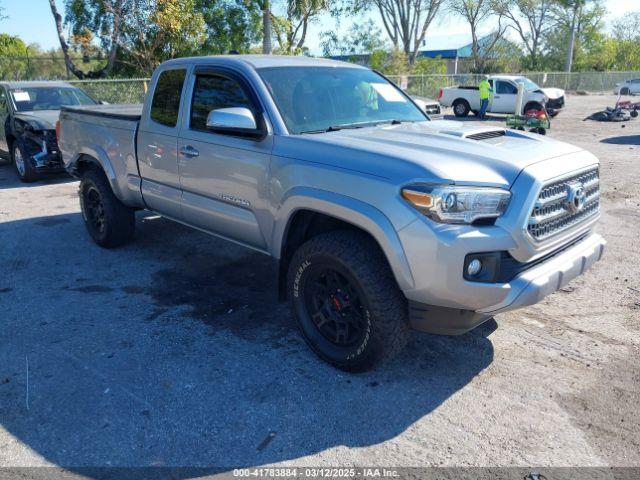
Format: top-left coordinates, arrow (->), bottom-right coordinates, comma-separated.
58,56 -> 604,371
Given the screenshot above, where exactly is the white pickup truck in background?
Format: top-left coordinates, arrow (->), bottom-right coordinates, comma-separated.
439,75 -> 565,118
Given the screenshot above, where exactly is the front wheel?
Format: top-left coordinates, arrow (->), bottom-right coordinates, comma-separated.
79,168 -> 135,248
12,142 -> 39,183
288,231 -> 410,372
621,87 -> 630,95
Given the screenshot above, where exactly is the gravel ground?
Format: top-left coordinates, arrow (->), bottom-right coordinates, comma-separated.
0,94 -> 638,473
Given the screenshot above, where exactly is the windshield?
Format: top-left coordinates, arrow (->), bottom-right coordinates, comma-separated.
10,87 -> 97,112
258,67 -> 427,134
516,77 -> 541,91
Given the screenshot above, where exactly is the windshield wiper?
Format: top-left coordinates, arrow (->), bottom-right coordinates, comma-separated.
301,124 -> 366,134
300,120 -> 407,134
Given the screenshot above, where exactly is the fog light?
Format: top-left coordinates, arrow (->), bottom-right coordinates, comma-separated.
467,259 -> 482,276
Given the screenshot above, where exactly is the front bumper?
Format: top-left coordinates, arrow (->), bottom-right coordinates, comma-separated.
399,209 -> 605,314
478,232 -> 605,314
404,232 -> 605,335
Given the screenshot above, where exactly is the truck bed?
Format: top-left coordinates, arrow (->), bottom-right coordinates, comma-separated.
61,104 -> 143,121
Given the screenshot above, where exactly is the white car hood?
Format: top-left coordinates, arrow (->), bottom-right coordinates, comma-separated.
540,87 -> 564,100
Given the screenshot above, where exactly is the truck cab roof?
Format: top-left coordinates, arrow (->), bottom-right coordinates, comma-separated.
160,54 -> 365,70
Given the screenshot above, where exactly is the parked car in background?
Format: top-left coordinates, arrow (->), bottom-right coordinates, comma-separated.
0,81 -> 98,182
614,79 -> 640,95
412,96 -> 443,118
59,56 -> 604,371
439,75 -> 565,118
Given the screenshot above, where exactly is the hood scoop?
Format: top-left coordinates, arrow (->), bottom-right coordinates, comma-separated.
436,125 -> 507,141
464,129 -> 506,141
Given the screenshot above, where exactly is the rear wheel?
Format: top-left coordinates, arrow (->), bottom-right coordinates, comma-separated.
79,167 -> 135,248
12,142 -> 38,183
288,231 -> 410,372
631,109 -> 638,118
452,99 -> 471,117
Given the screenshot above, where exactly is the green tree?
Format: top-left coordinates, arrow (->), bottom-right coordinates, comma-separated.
448,0 -> 508,72
196,0 -> 262,54
272,0 -> 330,54
118,0 -> 206,73
550,0 -> 604,71
610,11 -> 640,70
543,0 -> 605,71
367,0 -> 443,64
0,34 -> 30,80
49,0 -> 126,78
494,0 -> 556,70
320,19 -> 388,56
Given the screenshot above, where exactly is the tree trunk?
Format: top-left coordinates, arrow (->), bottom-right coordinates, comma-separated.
564,6 -> 577,72
48,0 -> 120,79
262,0 -> 272,54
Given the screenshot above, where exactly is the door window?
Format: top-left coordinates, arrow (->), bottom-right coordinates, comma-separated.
496,81 -> 517,94
0,91 -> 7,112
190,74 -> 254,131
150,69 -> 186,127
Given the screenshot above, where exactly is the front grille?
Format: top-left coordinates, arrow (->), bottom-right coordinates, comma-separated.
546,96 -> 565,109
425,104 -> 441,115
528,168 -> 600,242
466,130 -> 506,141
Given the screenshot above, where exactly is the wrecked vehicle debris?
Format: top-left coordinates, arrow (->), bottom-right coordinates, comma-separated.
0,82 -> 98,182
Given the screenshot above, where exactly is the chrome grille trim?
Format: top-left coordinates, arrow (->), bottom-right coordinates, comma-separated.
528,168 -> 600,242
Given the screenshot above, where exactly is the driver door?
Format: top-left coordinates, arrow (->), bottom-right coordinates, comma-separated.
490,80 -> 518,113
177,68 -> 273,250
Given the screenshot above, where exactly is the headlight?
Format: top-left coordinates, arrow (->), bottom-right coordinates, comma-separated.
401,185 -> 511,224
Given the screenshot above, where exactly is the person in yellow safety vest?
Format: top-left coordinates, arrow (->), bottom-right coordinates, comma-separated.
478,75 -> 493,120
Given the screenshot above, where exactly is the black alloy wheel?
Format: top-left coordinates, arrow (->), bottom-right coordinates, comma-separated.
303,265 -> 368,348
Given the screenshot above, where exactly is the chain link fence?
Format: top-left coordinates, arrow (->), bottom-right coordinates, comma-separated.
2,63 -> 636,105
388,71 -> 640,99
64,71 -> 638,105
67,78 -> 150,104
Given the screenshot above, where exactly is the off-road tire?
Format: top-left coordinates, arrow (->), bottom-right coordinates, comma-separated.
12,141 -> 39,183
452,99 -> 471,117
288,230 -> 410,372
79,167 -> 135,248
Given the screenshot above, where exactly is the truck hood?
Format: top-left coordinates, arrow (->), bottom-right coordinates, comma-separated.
539,87 -> 564,100
14,110 -> 59,130
278,121 -> 586,187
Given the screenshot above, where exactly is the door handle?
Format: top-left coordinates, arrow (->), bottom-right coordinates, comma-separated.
180,145 -> 199,158
494,95 -> 500,98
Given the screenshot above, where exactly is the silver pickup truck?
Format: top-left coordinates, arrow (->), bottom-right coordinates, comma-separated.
59,55 -> 605,371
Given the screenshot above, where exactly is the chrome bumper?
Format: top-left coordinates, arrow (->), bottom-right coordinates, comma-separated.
478,232 -> 606,314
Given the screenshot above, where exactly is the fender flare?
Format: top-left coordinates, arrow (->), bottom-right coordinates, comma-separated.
70,146 -> 120,195
271,187 -> 415,292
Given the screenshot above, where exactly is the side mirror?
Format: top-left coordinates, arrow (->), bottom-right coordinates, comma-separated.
206,107 -> 265,138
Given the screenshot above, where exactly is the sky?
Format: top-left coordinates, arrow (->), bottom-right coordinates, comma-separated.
0,0 -> 638,57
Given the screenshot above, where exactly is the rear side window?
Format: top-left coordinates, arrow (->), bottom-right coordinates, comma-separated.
150,69 -> 186,127
190,74 -> 253,131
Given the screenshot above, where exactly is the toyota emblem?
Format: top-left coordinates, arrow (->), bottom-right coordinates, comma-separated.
566,182 -> 586,213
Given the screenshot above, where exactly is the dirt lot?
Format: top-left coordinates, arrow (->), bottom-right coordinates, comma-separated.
0,94 -> 638,473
